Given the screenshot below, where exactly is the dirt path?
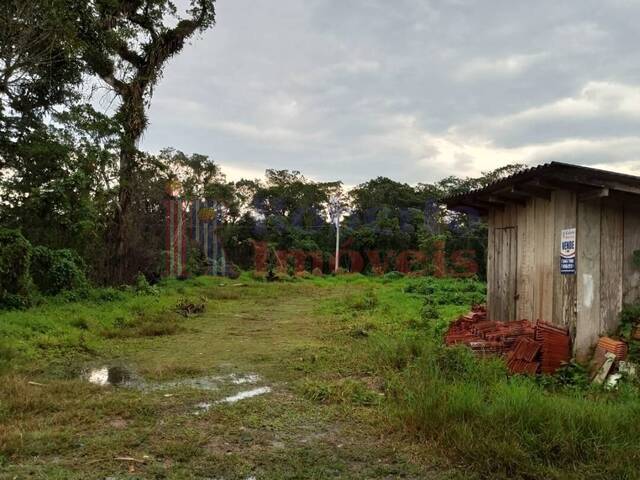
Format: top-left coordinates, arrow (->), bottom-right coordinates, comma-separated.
1,281 -> 447,479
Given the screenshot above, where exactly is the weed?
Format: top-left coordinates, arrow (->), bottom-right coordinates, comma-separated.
175,298 -> 206,317
346,289 -> 378,311
100,312 -> 183,338
298,378 -> 380,406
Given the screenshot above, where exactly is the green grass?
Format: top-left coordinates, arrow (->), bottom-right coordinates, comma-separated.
1,273 -> 639,479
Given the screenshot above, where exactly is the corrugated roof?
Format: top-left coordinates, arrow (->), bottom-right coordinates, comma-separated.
442,161 -> 640,211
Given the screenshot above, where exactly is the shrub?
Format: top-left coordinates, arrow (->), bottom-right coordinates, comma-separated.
347,289 -> 378,311
619,303 -> 640,362
299,378 -> 380,406
30,246 -> 88,295
134,272 -> 159,296
100,312 -> 183,338
383,271 -> 405,281
0,228 -> 32,308
404,277 -> 486,307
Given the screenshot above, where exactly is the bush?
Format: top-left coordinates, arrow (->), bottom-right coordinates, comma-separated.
404,277 -> 486,307
134,272 -> 159,296
0,228 -> 32,308
30,246 -> 88,295
298,378 -> 380,406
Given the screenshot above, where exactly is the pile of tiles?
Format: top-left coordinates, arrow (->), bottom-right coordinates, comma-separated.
445,307 -> 571,375
535,322 -> 572,374
506,337 -> 541,375
594,337 -> 628,364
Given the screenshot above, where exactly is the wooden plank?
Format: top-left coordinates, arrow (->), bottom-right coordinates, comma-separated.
533,197 -> 554,322
532,199 -> 544,322
507,227 -> 518,320
516,202 -> 534,321
494,227 -> 505,321
487,209 -> 495,320
576,200 -> 601,361
552,191 -> 577,333
600,203 -> 624,335
542,195 -> 555,323
493,207 -> 506,320
623,207 -> 640,305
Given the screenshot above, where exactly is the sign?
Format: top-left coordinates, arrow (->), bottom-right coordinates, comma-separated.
560,228 -> 577,275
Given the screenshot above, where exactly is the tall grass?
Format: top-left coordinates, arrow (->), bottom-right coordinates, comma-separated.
382,343 -> 640,479
343,277 -> 640,480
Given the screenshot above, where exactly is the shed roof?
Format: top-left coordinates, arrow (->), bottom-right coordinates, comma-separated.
443,162 -> 640,213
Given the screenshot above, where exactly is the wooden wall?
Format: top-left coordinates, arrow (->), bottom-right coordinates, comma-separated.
487,192 -> 640,359
624,206 -> 640,305
488,193 -> 574,328
575,200 -> 601,359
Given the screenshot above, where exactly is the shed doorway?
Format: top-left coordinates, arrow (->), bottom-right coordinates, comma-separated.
491,226 -> 518,321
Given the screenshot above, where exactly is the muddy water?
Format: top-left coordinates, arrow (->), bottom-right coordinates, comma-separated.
83,367 -> 262,392
196,386 -> 273,412
83,366 -> 272,412
85,366 -> 132,386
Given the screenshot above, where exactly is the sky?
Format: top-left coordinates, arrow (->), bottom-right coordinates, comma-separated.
138,0 -> 640,186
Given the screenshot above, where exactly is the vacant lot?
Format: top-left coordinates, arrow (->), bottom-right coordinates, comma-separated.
1,275 -> 639,480
0,275 -> 461,479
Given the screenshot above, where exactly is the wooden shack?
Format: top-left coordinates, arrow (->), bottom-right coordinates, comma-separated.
444,162 -> 640,359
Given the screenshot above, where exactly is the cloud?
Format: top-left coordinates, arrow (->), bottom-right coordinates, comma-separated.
139,0 -> 640,185
458,81 -> 640,147
206,120 -> 325,148
455,53 -> 547,81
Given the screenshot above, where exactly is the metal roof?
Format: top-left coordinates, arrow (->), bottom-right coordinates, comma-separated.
442,161 -> 640,212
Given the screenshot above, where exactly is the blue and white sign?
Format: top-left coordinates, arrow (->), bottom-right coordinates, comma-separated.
560,228 -> 576,275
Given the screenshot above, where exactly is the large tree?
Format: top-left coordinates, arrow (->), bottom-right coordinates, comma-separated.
73,0 -> 216,281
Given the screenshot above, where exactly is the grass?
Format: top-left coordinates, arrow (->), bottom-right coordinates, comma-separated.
1,273 -> 639,479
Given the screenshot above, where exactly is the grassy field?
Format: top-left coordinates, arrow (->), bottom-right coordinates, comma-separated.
1,274 -> 639,479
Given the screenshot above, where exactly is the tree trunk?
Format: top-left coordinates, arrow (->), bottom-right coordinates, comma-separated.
112,85 -> 145,282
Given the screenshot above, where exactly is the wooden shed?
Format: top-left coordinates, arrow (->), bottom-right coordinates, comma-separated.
444,162 -> 640,359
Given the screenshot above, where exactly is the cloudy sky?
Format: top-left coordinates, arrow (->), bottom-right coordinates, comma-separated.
140,0 -> 640,186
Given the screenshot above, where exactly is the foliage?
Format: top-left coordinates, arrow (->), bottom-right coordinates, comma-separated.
133,272 -> 159,296
30,246 -> 88,295
2,274 -> 640,479
404,276 -> 486,306
538,361 -> 590,391
619,303 -> 640,362
0,0 -> 82,140
0,228 -> 33,307
299,378 -> 380,406
633,249 -> 640,268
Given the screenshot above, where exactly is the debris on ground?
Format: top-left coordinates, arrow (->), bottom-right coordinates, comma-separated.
592,352 -> 617,385
595,337 -> 628,362
175,298 -> 206,317
591,340 -> 637,389
444,305 -> 571,375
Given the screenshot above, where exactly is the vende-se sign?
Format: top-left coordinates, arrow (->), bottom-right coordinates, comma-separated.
560,228 -> 576,275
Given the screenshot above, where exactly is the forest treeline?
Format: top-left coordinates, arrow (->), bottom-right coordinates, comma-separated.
0,0 -> 522,307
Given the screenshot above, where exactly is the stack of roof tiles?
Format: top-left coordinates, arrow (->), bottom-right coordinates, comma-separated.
506,337 -> 541,375
534,322 -> 572,374
595,337 -> 628,362
444,307 -> 572,375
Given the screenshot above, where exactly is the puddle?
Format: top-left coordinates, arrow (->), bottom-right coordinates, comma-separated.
196,387 -> 272,412
230,373 -> 260,385
150,373 -> 261,392
221,386 -> 272,403
155,376 -> 222,391
85,366 -> 132,386
82,366 -> 262,394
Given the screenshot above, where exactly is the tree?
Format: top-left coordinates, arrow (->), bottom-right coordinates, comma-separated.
0,0 -> 82,184
73,0 -> 216,281
0,1 -> 80,126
